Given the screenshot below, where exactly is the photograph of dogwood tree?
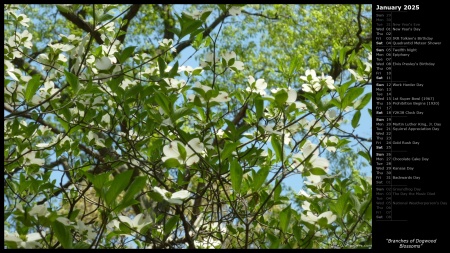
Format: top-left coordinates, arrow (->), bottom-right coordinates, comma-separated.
4,4 -> 372,249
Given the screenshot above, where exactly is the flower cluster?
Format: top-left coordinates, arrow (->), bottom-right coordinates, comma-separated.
162,138 -> 205,166
153,187 -> 190,205
300,69 -> 335,93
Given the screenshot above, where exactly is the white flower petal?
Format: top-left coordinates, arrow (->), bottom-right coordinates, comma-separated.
318,211 -> 337,224
56,217 -> 74,226
187,138 -> 205,153
287,89 -> 297,103
26,232 -> 45,242
153,186 -> 170,201
163,141 -> 182,158
95,56 -> 112,70
171,190 -> 190,200
167,198 -> 183,205
229,6 -> 241,16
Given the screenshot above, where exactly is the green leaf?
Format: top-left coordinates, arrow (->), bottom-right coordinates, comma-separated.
105,169 -> 134,207
273,182 -> 282,201
293,223 -> 302,242
56,4 -> 71,13
158,57 -> 166,78
168,61 -> 179,78
309,168 -> 327,175
255,97 -> 264,119
224,119 -> 237,139
355,92 -> 372,110
154,91 -> 171,115
73,242 -> 90,249
164,215 -> 179,236
60,107 -> 72,122
173,107 -> 193,122
335,192 -> 349,217
116,46 -> 136,64
192,32 -> 204,49
218,4 -> 228,12
98,13 -> 114,23
279,205 -> 291,232
363,201 -> 372,220
179,17 -> 203,39
163,158 -> 180,168
317,216 -> 328,227
64,70 -> 79,92
69,209 -> 80,222
85,171 -> 110,193
358,151 -> 371,164
115,199 -> 139,213
351,110 -> 361,128
148,191 -> 164,202
230,159 -> 243,193
177,142 -> 187,161
288,55 -> 299,76
24,75 -> 41,102
271,134 -> 283,161
119,222 -> 131,234
121,176 -> 147,204
349,194 -> 361,213
52,220 -> 73,249
268,232 -> 280,249
221,141 -> 240,161
368,108 -> 372,118
167,27 -> 180,37
252,166 -> 270,191
274,89 -> 288,107
347,87 -> 365,102
337,79 -> 353,99
339,47 -> 347,65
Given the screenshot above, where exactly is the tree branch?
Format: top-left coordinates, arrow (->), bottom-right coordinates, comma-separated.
11,58 -> 45,80
58,8 -> 104,44
242,10 -> 279,20
117,4 -> 142,44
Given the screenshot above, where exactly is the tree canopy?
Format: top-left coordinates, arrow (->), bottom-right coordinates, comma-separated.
4,4 -> 372,249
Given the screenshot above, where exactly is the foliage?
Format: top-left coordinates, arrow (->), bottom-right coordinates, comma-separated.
4,4 -> 372,249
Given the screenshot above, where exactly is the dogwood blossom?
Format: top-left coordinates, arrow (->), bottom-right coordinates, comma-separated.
200,52 -> 219,67
153,187 -> 190,205
229,6 -> 242,16
21,148 -> 45,166
162,140 -> 184,164
301,69 -> 335,92
222,51 -> 244,70
95,56 -> 112,70
158,38 -> 176,52
292,140 -> 329,172
185,138 -> 205,165
210,91 -> 231,102
110,213 -> 152,233
29,204 -> 49,217
4,231 -> 45,249
194,237 -> 222,249
322,135 -> 339,152
74,220 -> 96,240
247,76 -> 267,96
301,211 -> 336,225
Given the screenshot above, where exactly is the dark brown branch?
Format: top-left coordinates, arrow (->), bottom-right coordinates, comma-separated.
154,4 -> 176,42
117,4 -> 142,44
11,58 -> 45,80
58,9 -> 104,44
